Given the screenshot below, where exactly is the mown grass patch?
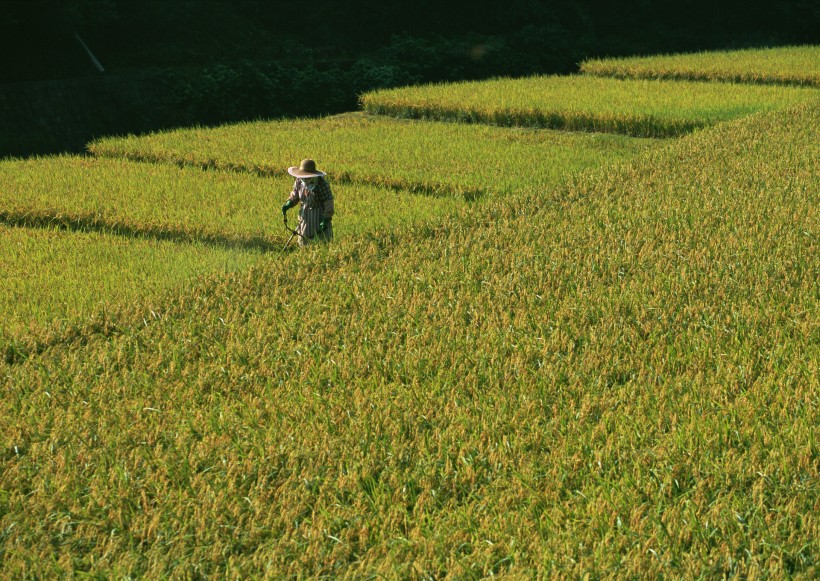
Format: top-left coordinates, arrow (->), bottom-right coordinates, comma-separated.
581,45 -> 820,87
2,103 -> 816,577
361,75 -> 818,137
88,112 -> 654,197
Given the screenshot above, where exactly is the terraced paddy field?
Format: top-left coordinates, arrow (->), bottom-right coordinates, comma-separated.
89,113 -> 653,198
1,48 -> 818,577
361,75 -> 818,136
0,156 -> 463,354
581,45 -> 820,87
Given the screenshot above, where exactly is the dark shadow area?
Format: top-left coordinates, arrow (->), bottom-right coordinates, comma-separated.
0,67 -> 358,159
2,0 -> 817,159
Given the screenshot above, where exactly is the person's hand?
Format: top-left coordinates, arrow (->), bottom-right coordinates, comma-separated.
282,200 -> 295,215
319,217 -> 331,233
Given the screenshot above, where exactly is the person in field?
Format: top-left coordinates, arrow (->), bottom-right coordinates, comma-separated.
281,159 -> 334,246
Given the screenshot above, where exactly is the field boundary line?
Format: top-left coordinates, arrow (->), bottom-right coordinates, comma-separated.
87,149 -> 487,201
0,210 -> 281,253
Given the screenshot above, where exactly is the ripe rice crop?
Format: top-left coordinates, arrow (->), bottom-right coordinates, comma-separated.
581,45 -> 820,87
1,102 -> 816,577
88,112 -> 653,197
360,75 -> 818,137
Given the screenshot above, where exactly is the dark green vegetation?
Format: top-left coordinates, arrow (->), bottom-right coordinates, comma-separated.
6,0 -> 814,83
2,0 -> 817,157
2,38 -> 819,574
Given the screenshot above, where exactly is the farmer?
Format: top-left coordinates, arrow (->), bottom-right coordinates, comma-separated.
281,159 -> 334,246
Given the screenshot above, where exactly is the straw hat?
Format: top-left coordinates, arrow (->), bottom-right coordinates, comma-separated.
287,159 -> 326,178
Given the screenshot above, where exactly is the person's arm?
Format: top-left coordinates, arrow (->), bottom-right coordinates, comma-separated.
282,181 -> 300,215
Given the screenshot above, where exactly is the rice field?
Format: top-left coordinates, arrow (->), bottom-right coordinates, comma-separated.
88,112 -> 653,197
360,75 -> 819,137
7,113 -> 637,360
1,101 -> 817,577
581,45 -> 820,87
1,47 -> 818,577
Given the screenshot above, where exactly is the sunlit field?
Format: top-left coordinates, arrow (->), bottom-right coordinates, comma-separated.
361,75 -> 817,136
0,156 -> 462,353
581,45 -> 820,86
0,155 -> 461,246
0,224 -> 260,351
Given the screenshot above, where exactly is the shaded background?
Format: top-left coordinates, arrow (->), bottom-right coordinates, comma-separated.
1,0 -> 818,157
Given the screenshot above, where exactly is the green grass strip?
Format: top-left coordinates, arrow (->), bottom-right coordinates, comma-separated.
361,75 -> 818,137
581,45 -> 820,87
88,112 -> 653,197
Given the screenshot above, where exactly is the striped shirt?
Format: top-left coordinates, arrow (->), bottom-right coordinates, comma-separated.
288,177 -> 334,245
